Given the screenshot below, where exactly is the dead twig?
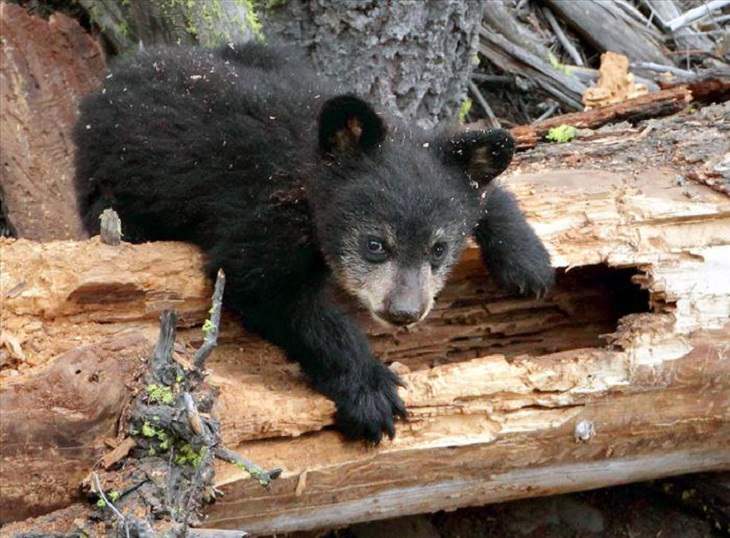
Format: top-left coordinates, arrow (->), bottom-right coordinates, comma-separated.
468,80 -> 501,129
215,446 -> 283,486
632,61 -> 696,78
542,6 -> 584,66
535,101 -> 560,123
666,0 -> 730,32
471,73 -> 514,84
99,208 -> 122,246
99,437 -> 137,470
193,268 -> 226,375
93,472 -> 130,538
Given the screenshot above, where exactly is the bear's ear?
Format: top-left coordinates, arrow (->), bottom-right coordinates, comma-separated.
318,95 -> 386,157
435,128 -> 515,189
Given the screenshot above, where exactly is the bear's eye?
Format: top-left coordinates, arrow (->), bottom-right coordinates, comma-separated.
431,242 -> 447,264
363,237 -> 388,263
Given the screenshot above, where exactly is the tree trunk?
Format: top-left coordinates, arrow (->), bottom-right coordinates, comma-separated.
262,0 -> 485,128
2,103 -> 729,534
78,0 -> 260,53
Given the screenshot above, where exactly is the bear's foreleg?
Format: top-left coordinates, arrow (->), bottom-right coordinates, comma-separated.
241,277 -> 407,444
473,187 -> 555,297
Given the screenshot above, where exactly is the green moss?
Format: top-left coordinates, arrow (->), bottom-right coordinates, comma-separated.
96,498 -> 107,509
546,125 -> 577,143
108,491 -> 120,502
146,383 -> 175,405
458,98 -> 472,123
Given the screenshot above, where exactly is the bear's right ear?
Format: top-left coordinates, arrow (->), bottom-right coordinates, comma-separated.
318,95 -> 386,157
435,128 -> 515,190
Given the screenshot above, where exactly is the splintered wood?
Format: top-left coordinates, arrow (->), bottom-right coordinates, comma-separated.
583,52 -> 648,109
1,105 -> 729,533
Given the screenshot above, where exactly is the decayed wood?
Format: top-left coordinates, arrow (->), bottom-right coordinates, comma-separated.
0,333 -> 149,522
0,3 -> 105,240
1,107 -> 730,533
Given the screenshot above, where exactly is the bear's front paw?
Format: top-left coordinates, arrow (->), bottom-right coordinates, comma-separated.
335,364 -> 407,444
500,258 -> 555,299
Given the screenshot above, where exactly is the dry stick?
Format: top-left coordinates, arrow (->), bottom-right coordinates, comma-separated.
215,447 -> 283,486
183,391 -> 208,440
471,73 -> 514,84
614,0 -> 653,25
193,268 -> 226,374
631,61 -> 696,78
468,80 -> 501,129
667,0 -> 730,32
542,7 -> 584,66
93,472 -> 130,538
535,101 -> 560,123
99,208 -> 122,246
189,531 -> 248,537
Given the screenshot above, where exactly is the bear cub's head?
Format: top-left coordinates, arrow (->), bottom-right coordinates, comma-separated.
309,95 -> 514,327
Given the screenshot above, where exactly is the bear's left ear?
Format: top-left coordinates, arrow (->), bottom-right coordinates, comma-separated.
435,128 -> 515,189
318,95 -> 387,157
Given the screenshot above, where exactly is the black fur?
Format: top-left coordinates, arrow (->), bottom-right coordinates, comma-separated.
74,43 -> 553,443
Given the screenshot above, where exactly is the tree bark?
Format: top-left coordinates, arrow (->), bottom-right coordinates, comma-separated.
262,0 -> 485,129
78,0 -> 260,53
1,104 -> 729,534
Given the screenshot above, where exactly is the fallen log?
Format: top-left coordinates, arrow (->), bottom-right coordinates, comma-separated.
508,85 -> 692,148
1,105 -> 729,534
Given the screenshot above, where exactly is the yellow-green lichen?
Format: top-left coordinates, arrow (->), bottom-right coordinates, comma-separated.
201,319 -> 215,337
546,125 -> 577,143
175,444 -> 207,467
146,383 -> 175,405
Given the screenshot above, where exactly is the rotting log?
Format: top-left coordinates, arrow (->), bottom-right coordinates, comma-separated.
0,3 -> 105,240
507,85 -> 693,148
1,106 -> 730,534
0,334 -> 149,522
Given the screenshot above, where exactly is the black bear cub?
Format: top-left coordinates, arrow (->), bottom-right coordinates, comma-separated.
74,43 -> 554,443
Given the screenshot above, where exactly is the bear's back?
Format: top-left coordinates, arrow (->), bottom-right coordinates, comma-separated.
74,43 -> 332,243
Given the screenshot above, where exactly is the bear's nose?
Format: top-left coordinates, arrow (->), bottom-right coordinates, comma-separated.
383,308 -> 422,326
